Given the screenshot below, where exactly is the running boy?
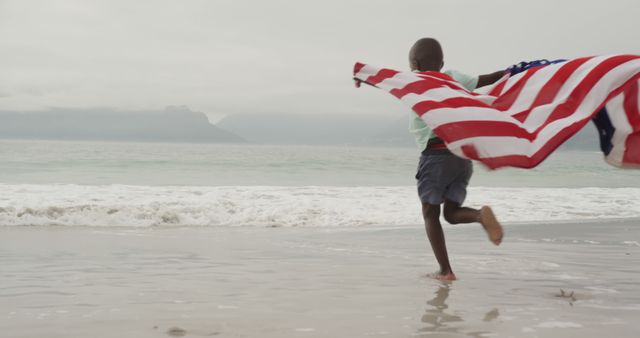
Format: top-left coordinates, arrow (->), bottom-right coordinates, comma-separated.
409,38 -> 505,281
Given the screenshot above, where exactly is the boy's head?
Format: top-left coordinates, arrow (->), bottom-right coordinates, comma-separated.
409,38 -> 443,72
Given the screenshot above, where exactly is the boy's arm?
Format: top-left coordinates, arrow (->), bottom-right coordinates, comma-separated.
477,70 -> 507,88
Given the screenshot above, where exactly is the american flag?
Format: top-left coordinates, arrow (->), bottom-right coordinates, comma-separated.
353,55 -> 640,169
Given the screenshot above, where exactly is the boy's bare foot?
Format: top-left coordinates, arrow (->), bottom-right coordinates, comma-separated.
426,271 -> 457,281
437,272 -> 457,281
479,206 -> 503,245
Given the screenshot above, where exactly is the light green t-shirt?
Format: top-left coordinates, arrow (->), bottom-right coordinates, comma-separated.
409,69 -> 478,151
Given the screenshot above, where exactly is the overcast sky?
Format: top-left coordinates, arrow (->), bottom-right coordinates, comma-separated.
1,0 -> 639,121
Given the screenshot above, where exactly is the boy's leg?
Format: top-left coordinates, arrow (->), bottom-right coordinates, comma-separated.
442,200 -> 479,224
443,200 -> 503,245
422,202 -> 456,280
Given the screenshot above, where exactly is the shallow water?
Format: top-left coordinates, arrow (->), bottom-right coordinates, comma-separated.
1,221 -> 638,337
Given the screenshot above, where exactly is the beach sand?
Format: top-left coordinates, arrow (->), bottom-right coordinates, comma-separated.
1,221 -> 639,337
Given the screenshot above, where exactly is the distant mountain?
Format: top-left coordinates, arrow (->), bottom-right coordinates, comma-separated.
0,107 -> 245,143
216,112 -> 602,150
0,108 -> 602,149
367,115 -> 416,147
216,112 -> 415,147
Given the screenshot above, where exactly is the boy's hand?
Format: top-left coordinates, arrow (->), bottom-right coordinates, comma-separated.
353,78 -> 378,89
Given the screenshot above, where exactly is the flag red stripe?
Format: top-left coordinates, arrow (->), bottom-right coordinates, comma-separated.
623,81 -> 640,164
390,81 -> 450,99
623,134 -> 640,164
488,78 -> 507,96
364,68 -> 399,85
412,97 -> 491,115
434,121 -> 534,142
390,76 -> 479,99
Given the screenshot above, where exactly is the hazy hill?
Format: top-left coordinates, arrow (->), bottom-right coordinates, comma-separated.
216,112 -> 415,147
0,108 -> 601,149
217,112 -> 600,150
0,107 -> 245,143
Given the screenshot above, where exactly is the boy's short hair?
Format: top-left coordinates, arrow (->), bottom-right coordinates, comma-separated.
409,38 -> 443,71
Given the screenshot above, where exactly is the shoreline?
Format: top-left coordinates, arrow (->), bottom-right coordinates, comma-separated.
3,214 -> 640,230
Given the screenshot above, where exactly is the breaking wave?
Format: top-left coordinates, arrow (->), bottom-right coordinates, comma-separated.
2,184 -> 640,227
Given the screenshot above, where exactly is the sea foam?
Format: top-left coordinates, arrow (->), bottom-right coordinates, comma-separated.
2,184 -> 640,227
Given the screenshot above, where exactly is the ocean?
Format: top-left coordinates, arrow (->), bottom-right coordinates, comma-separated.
3,139 -> 640,338
1,139 -> 639,227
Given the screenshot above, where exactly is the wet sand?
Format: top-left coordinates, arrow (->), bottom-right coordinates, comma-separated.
1,221 -> 639,337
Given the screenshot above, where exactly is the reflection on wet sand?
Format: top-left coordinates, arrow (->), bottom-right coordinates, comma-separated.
417,283 -> 499,337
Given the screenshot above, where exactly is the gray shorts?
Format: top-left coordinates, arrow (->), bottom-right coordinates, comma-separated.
416,149 -> 473,205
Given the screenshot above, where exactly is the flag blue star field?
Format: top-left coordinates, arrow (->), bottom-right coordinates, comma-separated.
353,55 -> 640,169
